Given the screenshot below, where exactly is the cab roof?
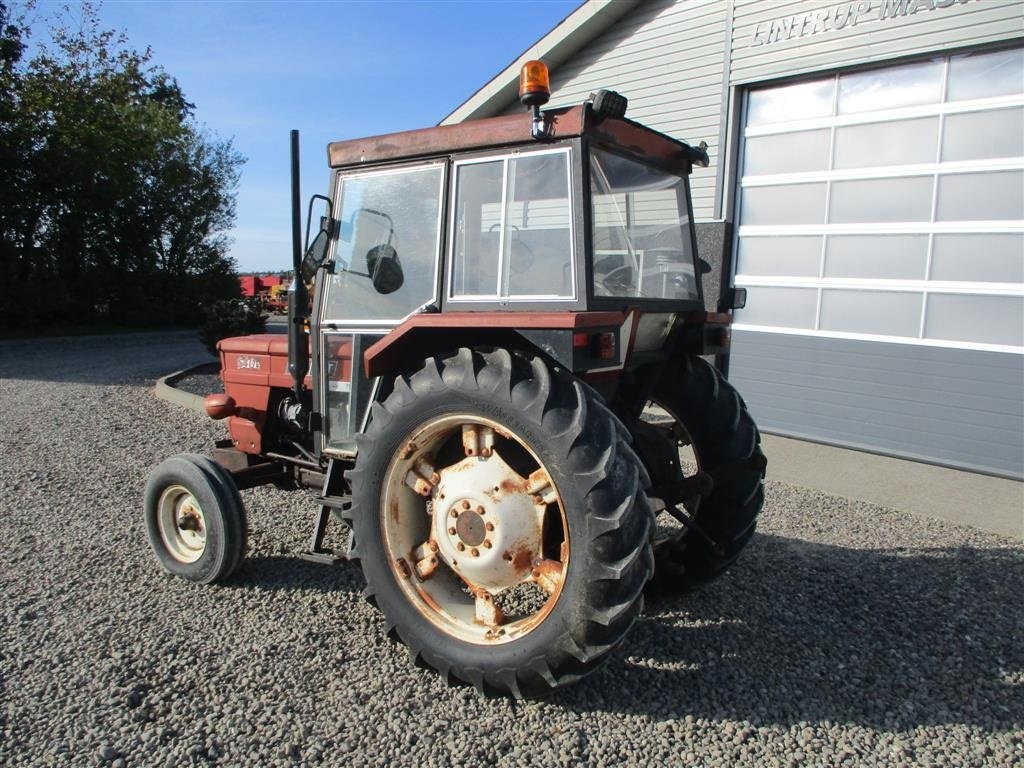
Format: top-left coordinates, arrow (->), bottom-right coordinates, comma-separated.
326,104 -> 706,174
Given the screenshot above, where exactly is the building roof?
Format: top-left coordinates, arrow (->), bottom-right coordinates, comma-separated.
439,0 -> 641,125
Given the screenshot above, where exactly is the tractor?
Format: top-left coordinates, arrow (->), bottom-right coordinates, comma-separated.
144,61 -> 766,698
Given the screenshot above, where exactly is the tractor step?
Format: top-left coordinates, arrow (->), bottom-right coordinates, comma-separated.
299,459 -> 352,565
299,499 -> 352,564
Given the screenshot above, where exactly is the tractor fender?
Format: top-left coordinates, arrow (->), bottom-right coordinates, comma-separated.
362,311 -> 628,379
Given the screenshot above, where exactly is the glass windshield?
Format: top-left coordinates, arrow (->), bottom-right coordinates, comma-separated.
590,148 -> 698,301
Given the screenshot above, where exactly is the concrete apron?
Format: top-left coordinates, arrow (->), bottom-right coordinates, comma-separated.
762,434 -> 1023,541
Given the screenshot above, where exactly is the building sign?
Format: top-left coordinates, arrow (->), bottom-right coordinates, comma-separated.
751,0 -> 976,47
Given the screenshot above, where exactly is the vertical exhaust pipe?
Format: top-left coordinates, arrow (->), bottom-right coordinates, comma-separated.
288,129 -> 310,403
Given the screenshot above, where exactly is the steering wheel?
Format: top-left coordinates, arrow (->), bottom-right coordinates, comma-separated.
599,264 -> 636,296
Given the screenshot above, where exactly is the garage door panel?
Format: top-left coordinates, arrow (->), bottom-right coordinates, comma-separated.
824,235 -> 929,280
728,361 -> 1023,419
737,235 -> 822,276
734,332 -> 1024,386
730,333 -> 1024,411
828,177 -> 935,223
947,47 -> 1024,101
936,170 -> 1024,222
930,233 -> 1024,283
942,107 -> 1024,162
834,117 -> 939,169
742,385 -> 1021,459
741,183 -> 827,225
729,331 -> 1024,479
745,396 -> 1021,460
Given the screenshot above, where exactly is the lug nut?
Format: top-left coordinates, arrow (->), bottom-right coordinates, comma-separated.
485,522 -> 494,531
429,541 -> 438,552
450,509 -> 458,518
470,548 -> 479,557
476,505 -> 485,515
457,542 -> 465,552
448,527 -> 457,535
462,500 -> 470,510
483,540 -> 492,549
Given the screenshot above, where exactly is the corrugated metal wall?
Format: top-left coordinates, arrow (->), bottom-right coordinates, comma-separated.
501,0 -> 730,220
730,0 -> 1023,84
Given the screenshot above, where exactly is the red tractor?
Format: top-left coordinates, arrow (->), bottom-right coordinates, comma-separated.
145,62 -> 765,698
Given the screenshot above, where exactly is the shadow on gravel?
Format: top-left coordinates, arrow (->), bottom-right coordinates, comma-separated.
233,555 -> 365,594
557,534 -> 1024,730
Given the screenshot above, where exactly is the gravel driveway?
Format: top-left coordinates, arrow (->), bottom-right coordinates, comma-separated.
1,331 -> 1021,767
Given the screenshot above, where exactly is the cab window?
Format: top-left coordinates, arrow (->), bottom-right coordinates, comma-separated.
449,147 -> 575,301
590,148 -> 698,301
323,164 -> 444,325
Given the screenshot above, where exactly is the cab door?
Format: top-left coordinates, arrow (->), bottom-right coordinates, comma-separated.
315,161 -> 447,454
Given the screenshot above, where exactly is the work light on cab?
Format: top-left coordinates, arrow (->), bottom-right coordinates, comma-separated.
520,59 -> 553,139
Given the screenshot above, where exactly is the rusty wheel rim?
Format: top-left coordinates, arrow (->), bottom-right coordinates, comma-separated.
381,414 -> 570,645
157,484 -> 207,564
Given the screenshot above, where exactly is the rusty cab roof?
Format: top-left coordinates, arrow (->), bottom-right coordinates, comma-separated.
326,103 -> 705,175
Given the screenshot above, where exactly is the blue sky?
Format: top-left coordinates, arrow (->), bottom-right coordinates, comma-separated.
71,0 -> 581,272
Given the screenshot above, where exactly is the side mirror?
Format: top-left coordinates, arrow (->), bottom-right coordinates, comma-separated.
299,229 -> 330,282
366,243 -> 403,294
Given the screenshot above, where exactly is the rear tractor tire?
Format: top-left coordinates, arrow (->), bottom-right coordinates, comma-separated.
346,348 -> 654,698
637,356 -> 765,590
143,453 -> 247,584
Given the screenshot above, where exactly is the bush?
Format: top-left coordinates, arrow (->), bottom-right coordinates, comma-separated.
198,299 -> 267,356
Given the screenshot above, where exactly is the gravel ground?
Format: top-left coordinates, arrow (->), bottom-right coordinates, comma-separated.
1,331 -> 1022,767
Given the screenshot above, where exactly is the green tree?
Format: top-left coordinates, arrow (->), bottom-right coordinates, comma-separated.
0,1 -> 245,329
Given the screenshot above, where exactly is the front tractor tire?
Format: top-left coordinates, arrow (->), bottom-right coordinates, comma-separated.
143,454 -> 247,584
346,348 -> 653,698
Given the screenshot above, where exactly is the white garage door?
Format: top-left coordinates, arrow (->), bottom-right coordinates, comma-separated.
729,46 -> 1024,478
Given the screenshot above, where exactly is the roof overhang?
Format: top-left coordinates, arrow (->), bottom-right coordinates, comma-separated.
439,0 -> 641,126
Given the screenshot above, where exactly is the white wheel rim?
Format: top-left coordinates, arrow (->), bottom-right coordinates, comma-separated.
381,414 -> 569,645
157,484 -> 208,564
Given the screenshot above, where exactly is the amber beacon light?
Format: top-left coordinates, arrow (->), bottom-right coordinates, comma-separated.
519,60 -> 551,106
519,60 -> 553,140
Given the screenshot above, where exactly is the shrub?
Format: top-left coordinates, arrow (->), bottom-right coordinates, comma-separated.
198,299 -> 267,356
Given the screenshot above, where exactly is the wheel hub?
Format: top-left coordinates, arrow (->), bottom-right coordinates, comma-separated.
432,451 -> 548,593
157,485 -> 207,564
455,508 -> 486,547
